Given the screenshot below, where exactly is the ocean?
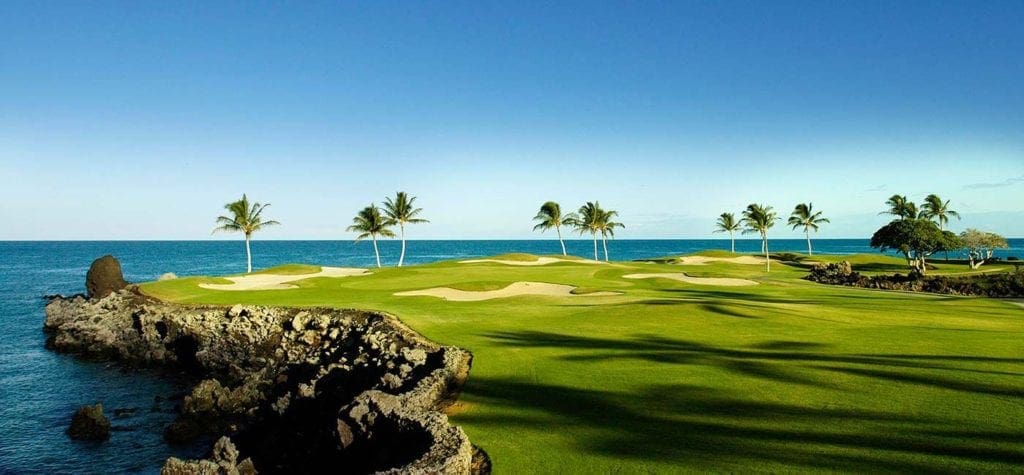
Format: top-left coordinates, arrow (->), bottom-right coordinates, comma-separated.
2,239 -> 1022,473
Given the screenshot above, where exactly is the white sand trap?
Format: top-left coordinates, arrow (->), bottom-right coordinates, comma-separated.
623,273 -> 758,287
395,281 -> 619,301
460,257 -> 604,266
672,256 -> 766,266
199,267 -> 368,291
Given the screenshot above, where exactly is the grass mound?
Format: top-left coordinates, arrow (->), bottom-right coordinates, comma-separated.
483,253 -> 540,262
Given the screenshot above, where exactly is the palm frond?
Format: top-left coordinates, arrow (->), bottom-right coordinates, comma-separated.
213,194 -> 278,235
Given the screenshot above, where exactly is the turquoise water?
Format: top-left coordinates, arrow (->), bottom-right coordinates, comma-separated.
2,239 -> 1021,473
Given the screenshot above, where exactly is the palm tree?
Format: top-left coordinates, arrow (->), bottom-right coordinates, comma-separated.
881,194 -> 917,221
213,194 -> 280,273
920,194 -> 959,230
713,212 -> 741,253
532,201 -> 576,256
347,204 -> 395,268
596,208 -> 624,262
571,201 -> 603,261
383,191 -> 428,267
788,203 -> 830,256
920,194 -> 960,260
741,203 -> 778,271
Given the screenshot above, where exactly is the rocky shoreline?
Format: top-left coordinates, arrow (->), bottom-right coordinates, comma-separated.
44,287 -> 484,473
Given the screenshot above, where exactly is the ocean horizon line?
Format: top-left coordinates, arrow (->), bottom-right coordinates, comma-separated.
6,237 -> 1023,243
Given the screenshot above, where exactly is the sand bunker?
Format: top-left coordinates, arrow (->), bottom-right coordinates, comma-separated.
623,273 -> 758,287
395,281 -> 619,301
460,257 -> 604,266
199,267 -> 368,291
671,256 -> 766,266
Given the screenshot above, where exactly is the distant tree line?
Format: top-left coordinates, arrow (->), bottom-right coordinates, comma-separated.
207,192 -> 1009,274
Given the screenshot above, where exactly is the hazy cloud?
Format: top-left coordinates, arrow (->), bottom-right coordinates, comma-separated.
963,175 -> 1024,190
864,184 -> 887,192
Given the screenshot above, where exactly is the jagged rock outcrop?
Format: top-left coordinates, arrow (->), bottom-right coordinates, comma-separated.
161,437 -> 256,475
805,260 -> 1024,297
45,290 -> 479,473
86,255 -> 128,298
67,403 -> 111,440
805,261 -> 863,285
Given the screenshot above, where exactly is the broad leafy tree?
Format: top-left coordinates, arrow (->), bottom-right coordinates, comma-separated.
959,229 -> 1008,269
870,218 -> 962,275
788,203 -> 829,256
383,191 -> 428,267
213,194 -> 280,273
532,201 -> 576,256
713,213 -> 741,253
347,204 -> 396,268
741,203 -> 779,271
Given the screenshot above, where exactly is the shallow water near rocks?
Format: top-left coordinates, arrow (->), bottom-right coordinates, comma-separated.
2,239 -> 1021,472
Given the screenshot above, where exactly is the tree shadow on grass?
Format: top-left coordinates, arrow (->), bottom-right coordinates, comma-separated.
483,331 -> 1024,395
465,331 -> 1024,469
458,376 -> 1024,471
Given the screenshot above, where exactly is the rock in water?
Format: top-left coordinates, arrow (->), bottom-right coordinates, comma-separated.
67,403 -> 111,440
86,255 -> 128,299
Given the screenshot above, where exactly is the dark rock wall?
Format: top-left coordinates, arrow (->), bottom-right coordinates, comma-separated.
44,291 -> 476,474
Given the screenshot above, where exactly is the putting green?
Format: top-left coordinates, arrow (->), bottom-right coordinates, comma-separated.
141,252 -> 1024,472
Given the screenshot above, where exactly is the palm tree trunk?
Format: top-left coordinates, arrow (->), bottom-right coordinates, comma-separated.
398,224 -> 406,267
245,234 -> 252,273
592,232 -> 598,261
806,228 -> 812,256
763,233 -> 770,272
940,221 -> 950,261
556,226 -> 567,256
730,231 -> 735,253
372,234 -> 381,268
602,234 -> 609,262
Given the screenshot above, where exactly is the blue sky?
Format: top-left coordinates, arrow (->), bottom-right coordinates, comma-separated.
1,1 -> 1022,239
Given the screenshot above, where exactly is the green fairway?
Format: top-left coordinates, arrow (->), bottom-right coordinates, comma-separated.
141,253 -> 1024,472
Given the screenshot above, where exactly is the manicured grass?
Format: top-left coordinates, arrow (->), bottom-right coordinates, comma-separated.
140,254 -> 1024,472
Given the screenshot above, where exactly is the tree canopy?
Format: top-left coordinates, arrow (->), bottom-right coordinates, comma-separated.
959,228 -> 1008,269
870,218 -> 962,274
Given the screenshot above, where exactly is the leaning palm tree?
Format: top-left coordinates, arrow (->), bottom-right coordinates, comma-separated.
532,201 -> 576,256
881,194 -> 917,221
920,194 -> 959,230
713,212 -> 742,253
571,201 -> 603,261
347,204 -> 396,268
213,194 -> 280,273
383,191 -> 428,267
741,203 -> 778,271
920,193 -> 960,260
788,203 -> 830,256
596,208 -> 624,262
